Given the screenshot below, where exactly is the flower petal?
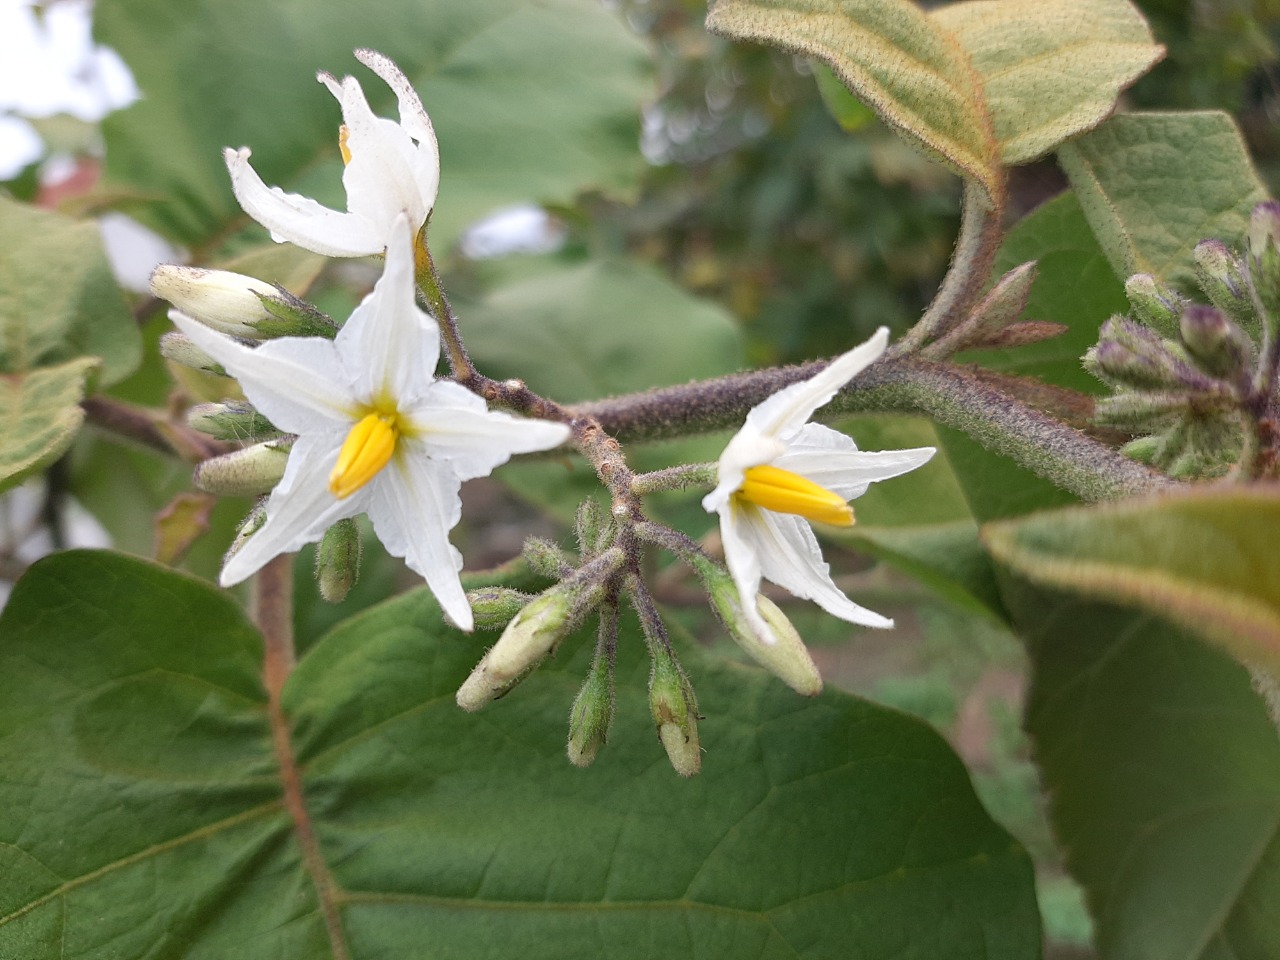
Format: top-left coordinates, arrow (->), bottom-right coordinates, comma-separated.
223,147 -> 384,257
335,215 -> 439,405
745,327 -> 889,441
703,428 -> 786,513
355,48 -> 440,207
366,447 -> 472,630
220,433 -> 361,586
406,382 -> 570,480
744,507 -> 894,628
775,423 -> 935,500
169,311 -> 357,433
718,501 -> 769,640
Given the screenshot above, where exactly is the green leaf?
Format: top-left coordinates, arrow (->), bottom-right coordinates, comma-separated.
995,570 -> 1280,960
97,0 -> 650,252
459,257 -> 747,403
1058,111 -> 1268,290
0,550 -> 1042,958
706,0 -> 1001,205
0,198 -> 139,386
982,487 -> 1280,678
932,0 -> 1163,165
0,358 -> 100,494
812,62 -> 877,132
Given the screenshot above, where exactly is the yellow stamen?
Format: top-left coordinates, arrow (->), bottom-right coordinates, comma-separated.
735,464 -> 854,526
338,125 -> 352,165
329,413 -> 397,499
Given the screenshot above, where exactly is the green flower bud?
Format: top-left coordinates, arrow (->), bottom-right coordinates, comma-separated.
253,287 -> 338,339
315,517 -> 361,603
186,400 -> 279,442
1179,303 -> 1255,385
1124,273 -> 1185,338
692,553 -> 821,695
567,656 -> 615,768
649,646 -> 700,778
457,588 -> 573,711
574,498 -> 610,558
192,438 -> 292,497
150,265 -> 336,339
1093,391 -> 1192,431
1119,435 -> 1161,464
466,586 -> 533,631
522,536 -> 573,578
159,332 -> 228,377
1247,201 -> 1280,326
1193,239 -> 1258,337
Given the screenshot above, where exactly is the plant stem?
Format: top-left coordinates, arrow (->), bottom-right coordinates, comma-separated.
253,554 -> 295,695
83,395 -> 230,462
414,226 -> 474,379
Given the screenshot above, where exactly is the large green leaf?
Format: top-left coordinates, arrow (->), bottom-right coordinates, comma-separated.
0,198 -> 139,386
994,571 -> 1280,960
0,358 -> 100,494
0,550 -> 1042,958
932,0 -> 1162,165
96,0 -> 650,252
984,487 -> 1280,677
706,0 -> 1001,205
1058,111 -> 1268,290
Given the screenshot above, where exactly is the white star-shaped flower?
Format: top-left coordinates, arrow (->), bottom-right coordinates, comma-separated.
224,48 -> 439,258
703,327 -> 935,637
169,216 -> 570,630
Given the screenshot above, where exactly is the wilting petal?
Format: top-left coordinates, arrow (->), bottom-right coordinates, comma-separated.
745,327 -> 889,441
223,147 -> 384,257
367,447 -> 471,629
170,311 -> 357,433
220,433 -> 361,586
775,423 -> 936,500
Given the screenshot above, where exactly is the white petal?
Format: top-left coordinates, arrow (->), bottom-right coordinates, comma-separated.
718,501 -> 769,641
335,216 -> 439,404
774,423 -> 936,500
223,147 -> 384,257
406,382 -> 571,480
329,74 -> 429,235
169,311 -> 357,433
745,327 -> 889,441
220,434 -> 362,586
354,48 -> 440,207
745,508 -> 894,629
704,428 -> 785,513
366,448 -> 472,630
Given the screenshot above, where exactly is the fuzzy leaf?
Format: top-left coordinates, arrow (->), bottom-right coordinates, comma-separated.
0,358 -> 100,494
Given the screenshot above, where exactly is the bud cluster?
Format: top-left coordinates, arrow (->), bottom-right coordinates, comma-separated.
1084,202 -> 1280,480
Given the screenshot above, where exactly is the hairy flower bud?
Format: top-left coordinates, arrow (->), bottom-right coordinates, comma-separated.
466,586 -> 533,631
567,656 -> 615,768
1179,303 -> 1255,386
192,438 -> 292,497
315,517 -> 361,603
574,498 -> 611,558
522,536 -> 573,578
186,400 -> 279,442
159,332 -> 228,377
1193,239 -> 1258,336
1124,273 -> 1185,338
692,553 -> 821,695
648,646 -> 700,778
1086,317 -> 1200,390
1247,201 -> 1280,326
151,265 -> 336,339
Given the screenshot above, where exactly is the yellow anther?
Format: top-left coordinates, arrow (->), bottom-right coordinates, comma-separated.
329,413 -> 397,499
338,125 -> 352,165
735,464 -> 854,526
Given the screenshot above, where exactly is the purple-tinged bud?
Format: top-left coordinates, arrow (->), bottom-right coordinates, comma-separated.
1193,240 -> 1258,337
1124,273 -> 1185,338
1179,303 -> 1255,385
315,518 -> 361,603
1086,316 -> 1202,391
192,438 -> 292,497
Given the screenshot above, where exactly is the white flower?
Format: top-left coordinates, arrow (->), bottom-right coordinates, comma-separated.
168,216 -> 570,630
702,327 -> 935,636
224,48 -> 439,259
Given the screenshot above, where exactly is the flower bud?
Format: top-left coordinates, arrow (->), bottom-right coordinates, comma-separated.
466,586 -> 532,631
567,656 -> 615,768
574,498 -> 610,558
159,332 -> 228,377
192,438 -> 292,497
1093,391 -> 1192,431
151,266 -> 279,337
522,536 -> 572,578
693,554 -> 821,695
315,518 -> 361,603
1085,317 -> 1199,390
1124,273 -> 1185,338
1119,435 -> 1160,464
649,646 -> 700,777
1193,239 -> 1258,336
1247,201 -> 1280,325
224,500 -> 267,566
1179,303 -> 1255,385
186,400 -> 279,441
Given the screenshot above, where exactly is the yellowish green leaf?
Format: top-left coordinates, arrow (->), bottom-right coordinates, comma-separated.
0,358 -> 100,493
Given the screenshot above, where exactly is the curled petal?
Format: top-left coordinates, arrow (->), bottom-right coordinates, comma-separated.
223,147 -> 384,257
355,48 -> 440,199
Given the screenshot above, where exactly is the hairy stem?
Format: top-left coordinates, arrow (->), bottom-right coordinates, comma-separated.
415,227 -> 474,379
83,395 -> 230,462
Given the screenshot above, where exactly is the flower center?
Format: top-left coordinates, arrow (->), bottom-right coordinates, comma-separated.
735,464 -> 854,526
329,412 -> 398,499
338,125 -> 352,165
